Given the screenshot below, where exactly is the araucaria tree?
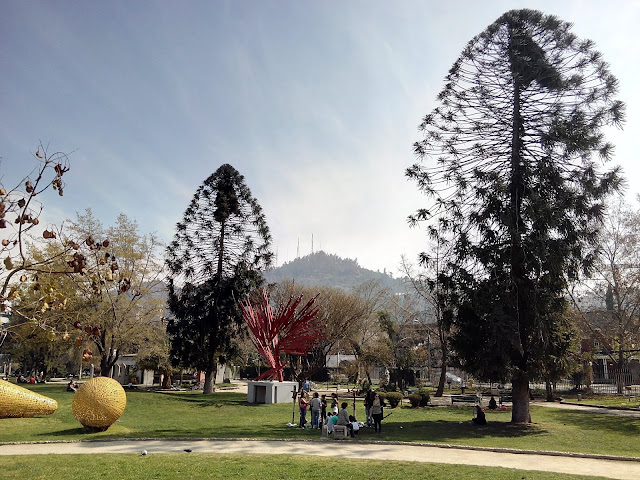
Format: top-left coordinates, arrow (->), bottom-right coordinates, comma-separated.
166,164 -> 272,393
407,9 -> 624,423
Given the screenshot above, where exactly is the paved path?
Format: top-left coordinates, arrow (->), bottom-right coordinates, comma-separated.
1,438 -> 639,479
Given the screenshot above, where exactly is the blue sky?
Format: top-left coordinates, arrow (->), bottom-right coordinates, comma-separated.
1,1 -> 639,274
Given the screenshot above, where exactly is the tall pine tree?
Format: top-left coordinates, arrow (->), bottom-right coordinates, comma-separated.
407,9 -> 624,423
166,164 -> 272,393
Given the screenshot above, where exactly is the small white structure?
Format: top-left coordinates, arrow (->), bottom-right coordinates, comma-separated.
247,380 -> 297,404
109,354 -> 155,386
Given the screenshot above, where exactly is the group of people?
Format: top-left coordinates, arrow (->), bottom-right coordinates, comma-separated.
325,402 -> 360,437
17,374 -> 39,384
299,383 -> 491,435
298,386 -> 386,436
298,390 -> 326,429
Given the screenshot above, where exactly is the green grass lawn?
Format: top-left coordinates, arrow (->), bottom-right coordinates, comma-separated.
2,384 -> 640,459
561,393 -> 640,409
0,454 -> 611,480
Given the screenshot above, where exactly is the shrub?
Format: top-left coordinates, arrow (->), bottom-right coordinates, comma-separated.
418,388 -> 431,406
384,392 -> 403,408
408,393 -> 422,408
359,379 -> 371,392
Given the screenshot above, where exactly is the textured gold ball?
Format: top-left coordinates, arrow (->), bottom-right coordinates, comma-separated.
72,377 -> 126,431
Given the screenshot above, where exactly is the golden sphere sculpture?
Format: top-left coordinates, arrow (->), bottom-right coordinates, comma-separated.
72,377 -> 126,431
0,379 -> 58,418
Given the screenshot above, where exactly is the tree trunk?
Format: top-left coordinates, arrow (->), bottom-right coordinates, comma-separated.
511,370 -> 531,423
545,377 -> 554,402
203,365 -> 216,394
616,348 -> 624,394
100,346 -> 119,378
435,361 -> 447,397
434,334 -> 449,396
162,373 -> 172,389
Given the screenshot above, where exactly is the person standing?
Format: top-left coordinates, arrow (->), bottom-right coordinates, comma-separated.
364,390 -> 375,427
371,392 -> 384,435
319,394 -> 327,429
310,391 -> 322,429
330,392 -> 338,412
299,391 -> 309,428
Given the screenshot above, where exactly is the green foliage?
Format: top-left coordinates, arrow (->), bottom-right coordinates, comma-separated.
418,387 -> 431,406
408,393 -> 422,408
65,210 -> 167,375
167,269 -> 263,373
407,9 -> 624,422
136,348 -> 173,377
384,391 -> 403,408
2,321 -> 71,377
8,209 -> 167,377
166,165 -> 272,392
166,164 -> 272,285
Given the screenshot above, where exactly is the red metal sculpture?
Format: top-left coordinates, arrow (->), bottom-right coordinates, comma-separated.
240,289 -> 323,382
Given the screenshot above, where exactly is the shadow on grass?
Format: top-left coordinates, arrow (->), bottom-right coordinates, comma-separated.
33,419 -> 547,443
374,419 -> 547,443
37,427 -> 89,438
539,408 -> 640,435
141,390 -> 252,407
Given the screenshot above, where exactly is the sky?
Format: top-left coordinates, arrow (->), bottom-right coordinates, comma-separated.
1,1 -> 639,275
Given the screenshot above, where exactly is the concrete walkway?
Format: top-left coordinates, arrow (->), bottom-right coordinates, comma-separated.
1,438 -> 639,479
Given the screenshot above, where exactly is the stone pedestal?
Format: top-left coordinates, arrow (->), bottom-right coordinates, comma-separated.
247,380 -> 297,404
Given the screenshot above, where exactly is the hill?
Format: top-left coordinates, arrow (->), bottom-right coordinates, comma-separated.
264,251 -> 406,292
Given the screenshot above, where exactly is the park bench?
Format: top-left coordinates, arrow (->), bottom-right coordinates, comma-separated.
332,425 -> 348,440
451,394 -> 480,404
428,396 -> 452,406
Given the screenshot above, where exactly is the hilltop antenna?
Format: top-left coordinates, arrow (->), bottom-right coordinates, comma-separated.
297,238 -> 300,259
311,234 -> 314,255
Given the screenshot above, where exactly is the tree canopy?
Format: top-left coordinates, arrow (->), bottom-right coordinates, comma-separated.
166,164 -> 272,393
407,9 -> 624,423
9,210 -> 167,377
166,164 -> 272,285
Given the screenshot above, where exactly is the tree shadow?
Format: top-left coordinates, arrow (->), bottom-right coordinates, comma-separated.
367,418 -> 548,443
539,408 -> 640,435
38,427 -> 90,437
149,390 -> 251,407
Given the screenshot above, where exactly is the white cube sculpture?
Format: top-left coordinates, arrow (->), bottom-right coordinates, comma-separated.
247,380 -> 298,404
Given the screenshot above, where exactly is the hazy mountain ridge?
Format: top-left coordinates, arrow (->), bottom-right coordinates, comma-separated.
264,251 -> 406,293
